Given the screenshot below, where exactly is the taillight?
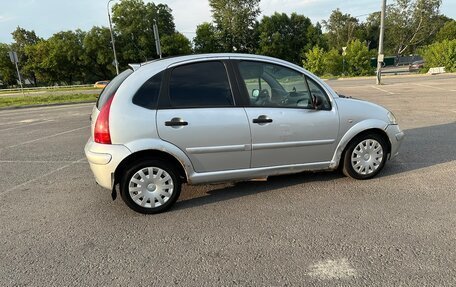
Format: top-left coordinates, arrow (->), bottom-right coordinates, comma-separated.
94,96 -> 114,144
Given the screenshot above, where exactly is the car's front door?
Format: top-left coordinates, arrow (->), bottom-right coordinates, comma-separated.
157,60 -> 251,173
235,60 -> 339,168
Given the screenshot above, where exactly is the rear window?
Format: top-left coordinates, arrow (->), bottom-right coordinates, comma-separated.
96,69 -> 133,109
168,61 -> 233,108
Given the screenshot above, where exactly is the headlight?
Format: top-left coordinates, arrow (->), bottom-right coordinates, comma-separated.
387,112 -> 397,124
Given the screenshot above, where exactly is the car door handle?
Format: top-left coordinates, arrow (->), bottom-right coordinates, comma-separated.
165,118 -> 188,127
252,115 -> 273,124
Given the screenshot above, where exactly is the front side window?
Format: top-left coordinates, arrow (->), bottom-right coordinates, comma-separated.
168,61 -> 234,108
238,61 -> 330,110
306,77 -> 332,110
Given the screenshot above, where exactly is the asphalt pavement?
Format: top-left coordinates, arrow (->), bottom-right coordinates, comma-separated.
0,74 -> 455,286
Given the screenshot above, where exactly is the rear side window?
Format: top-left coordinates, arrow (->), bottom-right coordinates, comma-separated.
168,61 -> 233,108
132,72 -> 163,109
96,69 -> 133,109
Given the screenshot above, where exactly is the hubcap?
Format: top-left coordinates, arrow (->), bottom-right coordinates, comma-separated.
351,139 -> 383,175
128,167 -> 174,209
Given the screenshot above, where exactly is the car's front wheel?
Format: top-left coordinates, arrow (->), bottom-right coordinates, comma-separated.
120,160 -> 181,214
342,133 -> 388,179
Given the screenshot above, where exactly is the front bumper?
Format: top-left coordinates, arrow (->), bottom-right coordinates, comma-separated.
385,124 -> 405,159
84,139 -> 131,189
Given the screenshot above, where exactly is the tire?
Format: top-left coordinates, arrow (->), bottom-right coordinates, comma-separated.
342,133 -> 388,180
120,160 -> 181,214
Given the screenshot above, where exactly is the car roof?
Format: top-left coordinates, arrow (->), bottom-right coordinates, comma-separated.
132,53 -> 307,75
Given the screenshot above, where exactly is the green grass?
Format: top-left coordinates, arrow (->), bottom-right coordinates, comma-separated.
0,86 -> 98,95
0,93 -> 98,108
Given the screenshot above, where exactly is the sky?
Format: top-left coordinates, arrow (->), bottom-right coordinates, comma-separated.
1,0 -> 455,44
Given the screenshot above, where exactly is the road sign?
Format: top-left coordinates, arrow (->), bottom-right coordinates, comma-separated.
8,51 -> 18,63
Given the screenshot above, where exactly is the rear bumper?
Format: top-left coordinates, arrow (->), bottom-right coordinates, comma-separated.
84,139 -> 131,189
386,124 -> 405,159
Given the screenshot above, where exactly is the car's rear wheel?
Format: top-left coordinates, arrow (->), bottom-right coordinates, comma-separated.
342,133 -> 387,179
120,160 -> 181,214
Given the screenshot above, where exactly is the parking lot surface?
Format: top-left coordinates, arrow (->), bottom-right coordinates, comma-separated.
1,74 -> 455,286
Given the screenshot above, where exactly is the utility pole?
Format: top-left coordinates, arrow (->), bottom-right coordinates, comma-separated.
376,0 -> 387,85
107,0 -> 119,75
153,19 -> 162,59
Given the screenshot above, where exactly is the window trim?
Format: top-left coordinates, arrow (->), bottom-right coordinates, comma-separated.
157,60 -> 238,110
131,71 -> 164,110
304,76 -> 332,111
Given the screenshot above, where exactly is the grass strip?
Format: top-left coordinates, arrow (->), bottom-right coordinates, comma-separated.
0,93 -> 98,108
0,86 -> 99,95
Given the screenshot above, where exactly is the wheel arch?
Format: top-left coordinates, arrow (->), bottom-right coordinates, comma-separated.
114,150 -> 189,186
341,128 -> 391,160
330,120 -> 392,169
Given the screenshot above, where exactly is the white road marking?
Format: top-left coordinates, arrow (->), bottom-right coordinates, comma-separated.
0,157 -> 86,196
413,83 -> 452,91
0,160 -> 87,163
0,119 -> 54,132
371,85 -> 395,95
0,103 -> 93,117
1,125 -> 89,150
307,258 -> 357,279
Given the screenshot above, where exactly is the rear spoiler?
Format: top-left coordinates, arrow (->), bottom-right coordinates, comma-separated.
128,64 -> 141,71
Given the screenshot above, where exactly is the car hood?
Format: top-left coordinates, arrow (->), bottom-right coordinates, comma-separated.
335,97 -> 391,126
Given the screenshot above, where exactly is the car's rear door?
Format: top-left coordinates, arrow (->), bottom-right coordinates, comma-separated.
234,60 -> 339,168
156,60 -> 251,173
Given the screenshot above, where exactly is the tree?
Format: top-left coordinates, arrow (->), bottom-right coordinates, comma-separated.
112,0 -> 175,63
420,39 -> 456,72
0,43 -> 17,86
193,22 -> 222,53
385,0 -> 443,56
25,30 -> 86,84
324,48 -> 343,76
11,27 -> 41,86
303,46 -> 326,75
359,12 -> 380,50
161,33 -> 192,56
258,12 -> 318,65
345,39 -> 374,76
435,20 -> 456,42
209,0 -> 260,52
24,40 -> 55,84
82,26 -> 116,81
322,9 -> 360,50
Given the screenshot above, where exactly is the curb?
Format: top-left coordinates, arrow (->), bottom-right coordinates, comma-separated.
0,100 -> 96,111
324,72 -> 456,81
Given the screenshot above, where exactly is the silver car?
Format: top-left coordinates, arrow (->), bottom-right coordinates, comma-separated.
85,54 -> 404,214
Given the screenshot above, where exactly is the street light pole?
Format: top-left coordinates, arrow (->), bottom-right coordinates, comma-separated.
376,0 -> 387,85
107,0 -> 119,75
153,19 -> 162,59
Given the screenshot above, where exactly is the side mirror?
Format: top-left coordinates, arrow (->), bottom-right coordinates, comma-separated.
311,94 -> 322,110
252,89 -> 260,99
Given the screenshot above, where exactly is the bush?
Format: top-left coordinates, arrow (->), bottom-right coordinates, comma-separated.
303,41 -> 374,77
302,46 -> 326,75
324,48 -> 343,76
344,39 -> 374,76
420,39 -> 456,72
